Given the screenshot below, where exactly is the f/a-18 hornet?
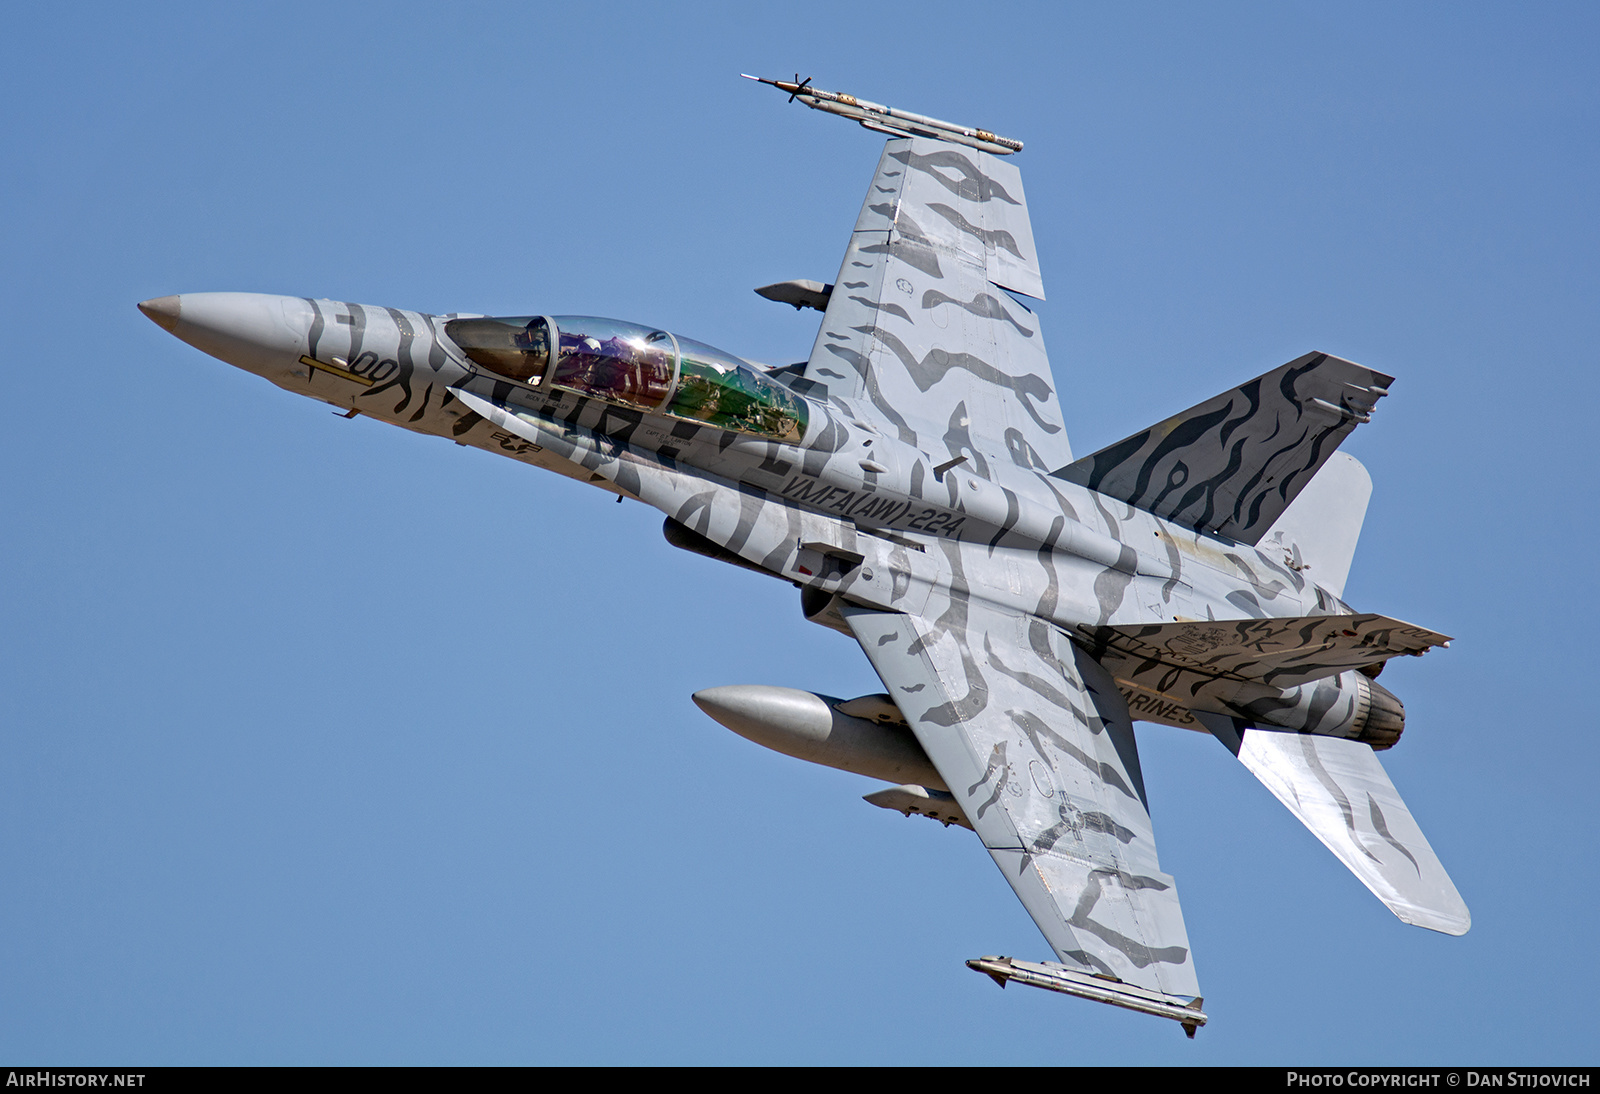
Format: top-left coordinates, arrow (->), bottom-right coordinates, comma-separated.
140,76 -> 1467,1034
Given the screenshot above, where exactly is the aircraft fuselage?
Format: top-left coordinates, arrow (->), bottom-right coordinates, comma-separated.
141,291 -> 1381,744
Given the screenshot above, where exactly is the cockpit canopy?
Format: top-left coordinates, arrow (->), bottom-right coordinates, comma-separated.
444,315 -> 809,444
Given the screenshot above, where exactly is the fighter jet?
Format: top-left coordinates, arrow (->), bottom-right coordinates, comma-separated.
139,76 -> 1467,1034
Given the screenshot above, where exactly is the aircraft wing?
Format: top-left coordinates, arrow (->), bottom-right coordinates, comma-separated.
802,137 -> 1073,477
840,601 -> 1201,1004
1081,613 -> 1452,691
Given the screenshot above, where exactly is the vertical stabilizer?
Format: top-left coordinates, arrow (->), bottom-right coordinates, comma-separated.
1259,452 -> 1372,599
1056,356 -> 1388,545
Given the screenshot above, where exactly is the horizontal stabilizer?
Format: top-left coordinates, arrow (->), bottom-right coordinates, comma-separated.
1057,352 -> 1392,544
1080,613 -> 1450,691
1197,715 -> 1470,935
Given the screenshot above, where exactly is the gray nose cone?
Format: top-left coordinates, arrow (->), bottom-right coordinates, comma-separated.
133,292 -> 314,378
138,295 -> 181,332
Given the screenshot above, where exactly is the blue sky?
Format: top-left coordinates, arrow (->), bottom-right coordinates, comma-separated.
2,0 -> 1596,1065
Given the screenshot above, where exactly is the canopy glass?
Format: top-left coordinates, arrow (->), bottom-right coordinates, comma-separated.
445,315 -> 808,443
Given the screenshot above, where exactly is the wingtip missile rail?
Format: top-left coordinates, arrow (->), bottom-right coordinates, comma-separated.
966,957 -> 1208,1037
742,73 -> 1023,155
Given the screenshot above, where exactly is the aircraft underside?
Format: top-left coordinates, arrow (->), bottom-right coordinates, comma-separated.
139,75 -> 1466,1034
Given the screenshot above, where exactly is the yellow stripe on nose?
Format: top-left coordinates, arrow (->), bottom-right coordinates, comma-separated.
300,354 -> 374,387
